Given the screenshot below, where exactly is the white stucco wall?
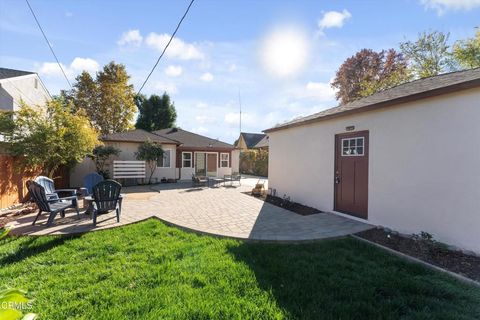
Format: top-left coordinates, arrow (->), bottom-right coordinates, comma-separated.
268,88 -> 480,253
231,149 -> 240,173
0,74 -> 50,111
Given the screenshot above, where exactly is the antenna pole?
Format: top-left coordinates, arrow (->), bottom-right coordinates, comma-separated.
238,90 -> 242,134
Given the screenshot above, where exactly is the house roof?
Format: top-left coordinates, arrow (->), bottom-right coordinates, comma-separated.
0,67 -> 36,80
101,129 -> 180,144
154,128 -> 234,149
239,132 -> 266,148
264,67 -> 480,133
253,135 -> 269,148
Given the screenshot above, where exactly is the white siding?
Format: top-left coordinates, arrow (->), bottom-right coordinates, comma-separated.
0,74 -> 50,112
268,88 -> 480,253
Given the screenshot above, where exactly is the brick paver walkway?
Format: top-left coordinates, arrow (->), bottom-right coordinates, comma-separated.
7,180 -> 372,241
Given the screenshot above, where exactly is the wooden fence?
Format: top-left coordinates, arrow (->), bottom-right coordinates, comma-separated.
0,154 -> 69,209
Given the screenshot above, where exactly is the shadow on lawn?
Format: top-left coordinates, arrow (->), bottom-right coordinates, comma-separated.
227,238 -> 480,319
0,235 -> 80,266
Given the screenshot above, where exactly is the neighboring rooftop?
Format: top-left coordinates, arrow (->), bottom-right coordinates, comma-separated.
154,128 -> 234,149
101,129 -> 180,144
239,132 -> 266,149
265,67 -> 480,133
0,67 -> 36,80
253,135 -> 269,149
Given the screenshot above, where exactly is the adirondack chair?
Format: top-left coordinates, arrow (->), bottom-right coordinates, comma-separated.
34,176 -> 78,205
92,180 -> 122,226
83,172 -> 104,196
27,181 -> 80,226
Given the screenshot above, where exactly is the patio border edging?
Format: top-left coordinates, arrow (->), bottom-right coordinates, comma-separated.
351,234 -> 480,288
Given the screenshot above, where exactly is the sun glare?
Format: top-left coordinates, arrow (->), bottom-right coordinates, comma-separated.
260,26 -> 310,78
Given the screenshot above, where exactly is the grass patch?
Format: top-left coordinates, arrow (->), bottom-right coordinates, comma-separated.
0,219 -> 479,319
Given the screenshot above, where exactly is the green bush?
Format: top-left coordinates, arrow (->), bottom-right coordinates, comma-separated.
240,150 -> 268,177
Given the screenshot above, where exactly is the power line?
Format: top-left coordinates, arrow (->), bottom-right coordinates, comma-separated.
137,0 -> 195,95
25,0 -> 72,89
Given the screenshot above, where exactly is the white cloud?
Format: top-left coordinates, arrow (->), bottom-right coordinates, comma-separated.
224,112 -> 258,127
318,10 -> 352,33
196,102 -> 208,108
164,65 -> 183,77
421,0 -> 480,14
39,57 -> 99,78
65,11 -> 73,18
200,72 -> 214,82
228,63 -> 237,72
39,62 -> 69,78
154,81 -> 178,94
195,115 -> 216,124
146,33 -> 203,60
192,126 -> 209,134
118,29 -> 143,46
70,57 -> 99,73
304,81 -> 336,101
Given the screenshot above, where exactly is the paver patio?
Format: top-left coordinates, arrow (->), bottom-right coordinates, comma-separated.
7,178 -> 372,240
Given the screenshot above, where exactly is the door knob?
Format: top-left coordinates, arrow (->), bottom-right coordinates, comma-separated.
335,176 -> 340,184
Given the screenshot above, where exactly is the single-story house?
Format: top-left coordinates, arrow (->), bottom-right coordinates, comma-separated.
264,68 -> 480,253
70,128 -> 239,186
235,132 -> 268,150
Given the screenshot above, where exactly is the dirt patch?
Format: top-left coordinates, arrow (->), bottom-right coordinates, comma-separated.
0,203 -> 37,228
356,228 -> 480,282
244,192 -> 321,216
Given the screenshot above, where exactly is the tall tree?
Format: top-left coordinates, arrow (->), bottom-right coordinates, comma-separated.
331,49 -> 410,105
451,30 -> 480,69
135,93 -> 177,131
400,30 -> 453,78
1,98 -> 98,177
67,61 -> 136,135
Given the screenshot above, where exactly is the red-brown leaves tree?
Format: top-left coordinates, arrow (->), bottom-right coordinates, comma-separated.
331,49 -> 411,105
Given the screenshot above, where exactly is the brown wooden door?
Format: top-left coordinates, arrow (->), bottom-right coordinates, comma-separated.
334,131 -> 369,219
207,153 -> 217,177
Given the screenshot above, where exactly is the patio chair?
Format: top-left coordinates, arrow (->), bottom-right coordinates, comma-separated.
231,172 -> 241,186
92,180 -> 122,226
35,176 -> 78,205
27,181 -> 80,226
192,174 -> 208,188
251,179 -> 266,197
83,172 -> 104,196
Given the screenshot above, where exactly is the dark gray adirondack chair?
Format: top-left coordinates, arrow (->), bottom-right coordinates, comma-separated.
34,176 -> 78,205
83,172 -> 104,196
92,180 -> 122,226
27,181 -> 80,226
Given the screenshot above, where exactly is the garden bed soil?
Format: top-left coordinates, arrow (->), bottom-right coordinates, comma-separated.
356,228 -> 480,282
245,193 -> 321,216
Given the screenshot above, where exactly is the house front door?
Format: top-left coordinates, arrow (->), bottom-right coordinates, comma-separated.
206,153 -> 217,177
334,131 -> 369,219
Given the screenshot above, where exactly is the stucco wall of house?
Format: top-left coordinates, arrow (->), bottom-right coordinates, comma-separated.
0,75 -> 50,112
268,88 -> 480,253
231,149 -> 240,173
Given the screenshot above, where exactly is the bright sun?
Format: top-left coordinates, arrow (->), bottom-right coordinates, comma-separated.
260,26 -> 310,78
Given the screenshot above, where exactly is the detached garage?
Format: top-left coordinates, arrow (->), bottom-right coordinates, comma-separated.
264,68 -> 480,253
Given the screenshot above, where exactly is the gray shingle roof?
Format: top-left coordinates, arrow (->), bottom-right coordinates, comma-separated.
101,129 -> 180,144
265,68 -> 480,133
0,67 -> 35,80
154,128 -> 234,149
253,135 -> 269,148
240,132 -> 266,148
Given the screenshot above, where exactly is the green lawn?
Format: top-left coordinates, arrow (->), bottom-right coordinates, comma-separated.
0,219 -> 479,320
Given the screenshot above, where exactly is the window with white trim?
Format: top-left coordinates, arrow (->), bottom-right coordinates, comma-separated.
157,149 -> 171,167
220,153 -> 229,167
341,137 -> 364,156
182,152 -> 192,168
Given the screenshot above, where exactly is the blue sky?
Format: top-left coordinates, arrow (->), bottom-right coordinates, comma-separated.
1,0 -> 479,143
